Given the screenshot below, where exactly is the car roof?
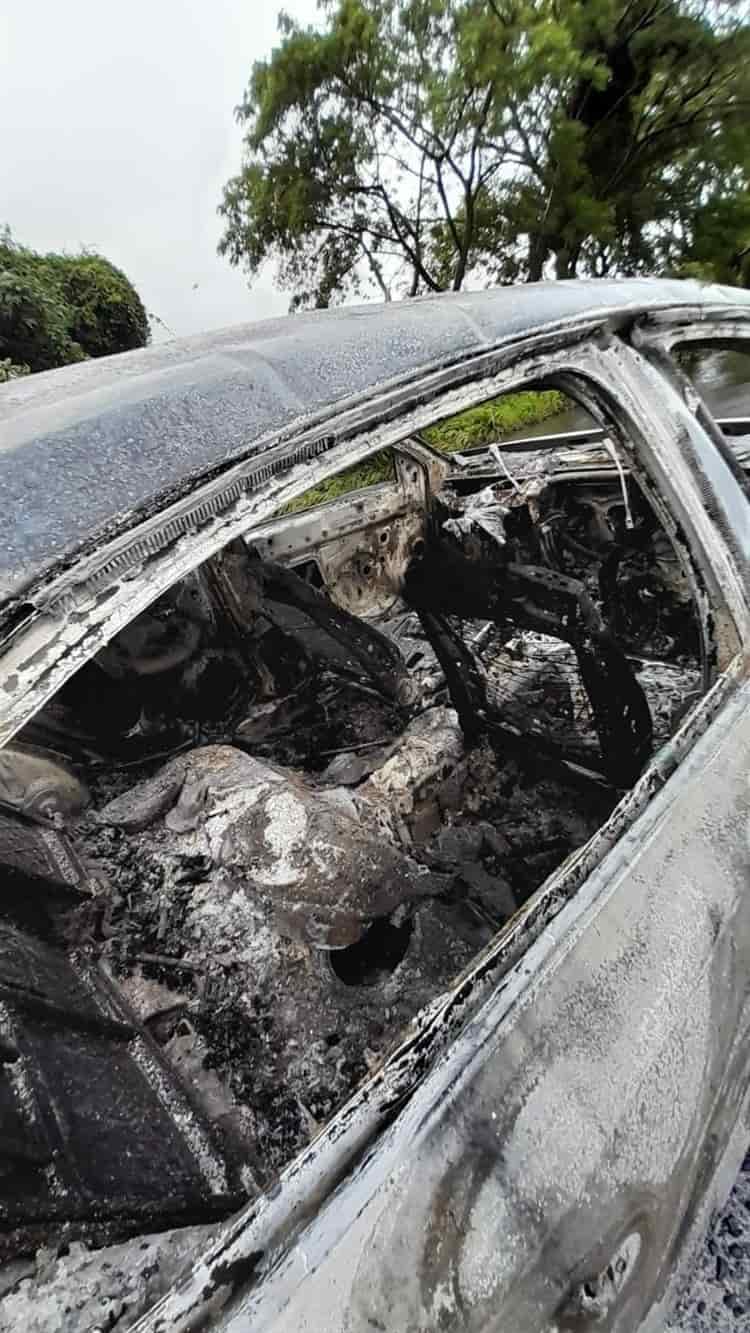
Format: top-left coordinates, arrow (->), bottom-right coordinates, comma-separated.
2,277 -> 749,610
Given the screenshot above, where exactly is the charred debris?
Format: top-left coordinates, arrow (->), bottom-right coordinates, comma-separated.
0,442 -> 702,1266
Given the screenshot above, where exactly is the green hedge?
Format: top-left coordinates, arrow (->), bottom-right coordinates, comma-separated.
0,231 -> 149,374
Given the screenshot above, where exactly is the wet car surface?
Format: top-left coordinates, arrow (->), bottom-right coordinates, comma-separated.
0,280 -> 749,1332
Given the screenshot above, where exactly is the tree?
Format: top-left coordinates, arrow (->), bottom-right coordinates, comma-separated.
666,180 -> 750,285
0,238 -> 80,374
220,0 -> 750,306
0,232 -> 150,374
46,253 -> 151,359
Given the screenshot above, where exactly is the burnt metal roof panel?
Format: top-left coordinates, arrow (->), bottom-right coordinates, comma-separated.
1,279 -> 749,608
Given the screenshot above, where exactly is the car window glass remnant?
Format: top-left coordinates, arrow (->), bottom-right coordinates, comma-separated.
0,374 -> 710,1277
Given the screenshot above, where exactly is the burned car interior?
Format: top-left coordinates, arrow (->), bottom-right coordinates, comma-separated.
0,358 -> 727,1293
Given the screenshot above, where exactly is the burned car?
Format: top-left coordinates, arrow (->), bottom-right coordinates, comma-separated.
0,279 -> 749,1332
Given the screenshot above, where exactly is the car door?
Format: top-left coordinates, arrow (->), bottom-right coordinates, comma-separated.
134,322 -> 750,1333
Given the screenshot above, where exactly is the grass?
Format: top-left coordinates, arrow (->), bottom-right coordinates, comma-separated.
281,449 -> 396,514
423,388 -> 568,453
281,388 -> 569,514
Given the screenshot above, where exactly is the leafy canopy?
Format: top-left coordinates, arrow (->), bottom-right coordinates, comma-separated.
220,0 -> 750,306
0,231 -> 150,375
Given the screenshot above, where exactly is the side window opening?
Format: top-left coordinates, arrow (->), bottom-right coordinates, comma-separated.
0,367 -> 719,1277
420,387 -> 592,453
419,373 -> 703,734
281,447 -> 396,514
674,343 -> 750,426
673,341 -> 750,491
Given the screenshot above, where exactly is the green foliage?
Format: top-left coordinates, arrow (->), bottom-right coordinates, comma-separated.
0,231 -> 149,374
46,253 -> 150,358
0,358 -> 30,383
669,188 -> 750,287
282,388 -> 566,511
0,246 -> 83,372
282,449 -> 395,511
221,0 -> 750,305
423,388 -> 569,451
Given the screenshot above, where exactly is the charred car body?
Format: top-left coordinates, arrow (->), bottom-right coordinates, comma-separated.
0,280 -> 749,1331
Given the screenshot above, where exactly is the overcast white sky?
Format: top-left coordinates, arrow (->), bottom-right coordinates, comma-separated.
1,0 -> 319,339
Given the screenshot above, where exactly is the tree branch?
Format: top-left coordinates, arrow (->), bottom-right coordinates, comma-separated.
360,240 -> 392,300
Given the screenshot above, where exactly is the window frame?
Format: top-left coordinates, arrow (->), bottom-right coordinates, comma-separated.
1,321 -> 747,749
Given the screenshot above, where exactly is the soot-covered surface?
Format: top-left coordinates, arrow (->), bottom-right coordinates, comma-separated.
0,462 -> 705,1263
60,595 -> 697,1186
74,719 -> 610,1183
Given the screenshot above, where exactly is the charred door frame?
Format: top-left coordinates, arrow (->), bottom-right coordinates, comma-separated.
117,327 -> 750,1329
633,314 -> 750,514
